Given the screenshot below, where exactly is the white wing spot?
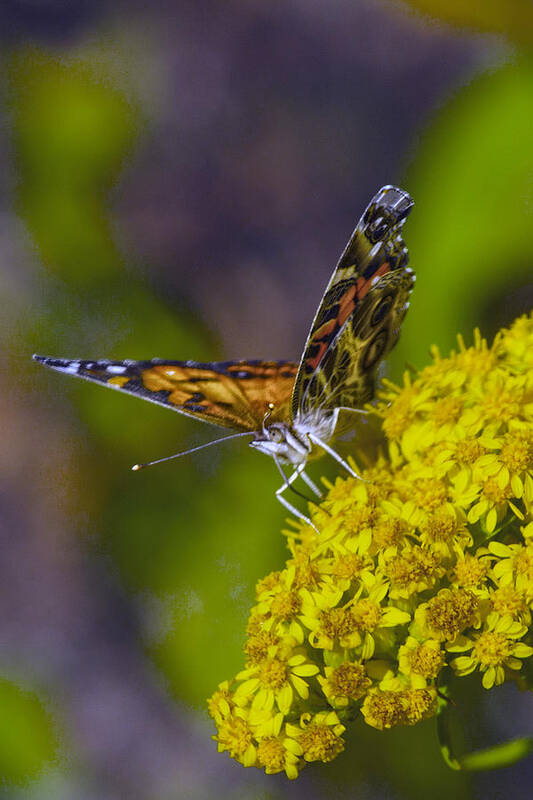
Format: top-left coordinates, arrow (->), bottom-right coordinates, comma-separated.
106,365 -> 128,375
65,361 -> 81,375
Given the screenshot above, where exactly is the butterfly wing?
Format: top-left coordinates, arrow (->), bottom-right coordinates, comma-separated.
291,184 -> 414,417
298,266 -> 415,415
33,356 -> 298,431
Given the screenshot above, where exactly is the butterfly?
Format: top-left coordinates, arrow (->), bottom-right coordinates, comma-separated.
34,185 -> 415,529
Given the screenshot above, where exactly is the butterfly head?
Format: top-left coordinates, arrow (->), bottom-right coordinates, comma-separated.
249,421 -> 311,466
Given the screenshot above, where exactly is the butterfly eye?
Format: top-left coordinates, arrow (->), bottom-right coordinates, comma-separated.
268,427 -> 285,444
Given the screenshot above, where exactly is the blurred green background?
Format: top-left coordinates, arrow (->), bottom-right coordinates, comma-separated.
1,1 -> 532,798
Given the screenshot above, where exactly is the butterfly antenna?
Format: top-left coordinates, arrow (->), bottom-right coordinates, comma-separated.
132,431 -> 254,471
262,402 -> 275,430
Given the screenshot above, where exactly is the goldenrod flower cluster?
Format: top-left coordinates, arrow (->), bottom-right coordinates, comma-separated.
208,314 -> 533,779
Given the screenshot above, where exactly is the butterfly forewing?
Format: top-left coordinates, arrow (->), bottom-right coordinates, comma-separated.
290,185 -> 414,419
33,357 -> 298,431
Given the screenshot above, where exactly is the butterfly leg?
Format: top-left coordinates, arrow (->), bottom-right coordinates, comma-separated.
273,460 -> 320,533
275,485 -> 320,534
273,457 -> 321,506
300,470 -> 322,498
307,432 -> 363,480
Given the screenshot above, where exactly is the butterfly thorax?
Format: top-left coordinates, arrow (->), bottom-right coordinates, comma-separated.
249,408 -> 338,466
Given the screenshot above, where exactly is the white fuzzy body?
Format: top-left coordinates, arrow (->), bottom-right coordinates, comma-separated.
249,408 -> 339,466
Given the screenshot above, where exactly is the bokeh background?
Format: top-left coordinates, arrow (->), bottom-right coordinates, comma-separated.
1,1 -> 532,798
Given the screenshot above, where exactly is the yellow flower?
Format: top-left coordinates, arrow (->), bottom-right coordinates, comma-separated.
398,637 -> 445,687
413,588 -> 480,643
417,505 -> 471,558
209,313 -> 533,778
254,567 -> 306,643
382,542 -> 444,600
234,644 -> 320,715
490,582 -> 531,624
450,547 -> 490,593
490,540 -> 533,602
244,629 -> 280,665
496,314 -> 533,369
256,733 -> 301,779
208,680 -> 235,726
315,550 -> 374,592
447,612 -> 533,688
379,375 -> 431,441
350,594 -> 410,659
361,686 -> 437,729
467,475 -> 517,534
213,706 -> 257,767
317,661 -> 372,708
499,429 -> 533,502
285,711 -> 345,763
251,712 -> 302,779
299,589 -> 362,651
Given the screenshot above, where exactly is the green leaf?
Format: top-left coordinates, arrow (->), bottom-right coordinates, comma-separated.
437,698 -> 533,771
391,61 -> 533,378
460,738 -> 533,771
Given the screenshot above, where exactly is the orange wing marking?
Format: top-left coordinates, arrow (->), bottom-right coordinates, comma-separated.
355,261 -> 389,299
107,376 -> 130,388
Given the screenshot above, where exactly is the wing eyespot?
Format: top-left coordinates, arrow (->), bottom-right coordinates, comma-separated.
370,293 -> 394,326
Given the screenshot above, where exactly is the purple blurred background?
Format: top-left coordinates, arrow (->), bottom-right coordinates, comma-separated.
1,1 -> 532,798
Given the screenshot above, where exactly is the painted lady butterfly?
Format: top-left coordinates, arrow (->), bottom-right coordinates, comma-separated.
34,185 -> 415,527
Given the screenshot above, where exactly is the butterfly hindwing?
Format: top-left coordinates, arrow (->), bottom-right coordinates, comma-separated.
298,266 -> 415,414
33,356 -> 298,431
291,185 -> 413,418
